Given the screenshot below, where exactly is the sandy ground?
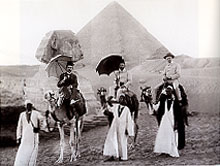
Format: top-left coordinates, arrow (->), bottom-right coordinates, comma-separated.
0,106 -> 219,166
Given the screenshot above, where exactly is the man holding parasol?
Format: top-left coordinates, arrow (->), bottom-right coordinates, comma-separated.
96,54 -> 132,100
45,54 -> 83,120
114,60 -> 132,101
57,61 -> 79,120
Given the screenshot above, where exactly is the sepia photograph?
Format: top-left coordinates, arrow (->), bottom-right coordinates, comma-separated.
0,0 -> 219,165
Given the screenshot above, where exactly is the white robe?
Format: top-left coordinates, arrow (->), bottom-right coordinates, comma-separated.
103,104 -> 134,160
14,110 -> 40,166
154,101 -> 179,157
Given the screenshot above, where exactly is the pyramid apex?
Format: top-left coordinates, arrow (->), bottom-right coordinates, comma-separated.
106,1 -> 122,7
109,1 -> 119,5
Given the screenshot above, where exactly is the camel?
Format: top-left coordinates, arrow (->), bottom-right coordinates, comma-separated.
44,90 -> 87,163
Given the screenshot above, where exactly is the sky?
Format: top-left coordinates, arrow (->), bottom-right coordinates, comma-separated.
0,0 -> 219,65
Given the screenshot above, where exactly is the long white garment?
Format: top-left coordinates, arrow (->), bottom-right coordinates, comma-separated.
103,104 -> 134,160
154,101 -> 179,157
14,111 -> 40,166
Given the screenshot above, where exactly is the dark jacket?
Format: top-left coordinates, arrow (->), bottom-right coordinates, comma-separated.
57,72 -> 78,99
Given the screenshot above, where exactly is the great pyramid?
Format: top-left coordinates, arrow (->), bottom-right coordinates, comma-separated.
77,1 -> 168,67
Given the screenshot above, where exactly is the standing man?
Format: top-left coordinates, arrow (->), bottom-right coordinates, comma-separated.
14,100 -> 41,166
57,61 -> 78,120
153,52 -> 182,104
154,85 -> 185,156
154,86 -> 180,157
114,61 -> 132,101
103,94 -> 134,161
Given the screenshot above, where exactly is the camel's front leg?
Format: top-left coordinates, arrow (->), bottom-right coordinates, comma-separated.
75,118 -> 83,158
69,123 -> 76,162
55,123 -> 65,163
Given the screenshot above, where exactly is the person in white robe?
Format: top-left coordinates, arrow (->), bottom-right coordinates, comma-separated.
103,94 -> 134,161
14,100 -> 41,166
154,85 -> 179,157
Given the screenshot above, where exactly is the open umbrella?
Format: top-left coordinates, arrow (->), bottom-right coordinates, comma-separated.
45,54 -> 72,78
96,54 -> 125,75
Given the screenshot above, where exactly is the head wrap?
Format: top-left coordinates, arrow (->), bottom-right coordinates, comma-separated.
166,85 -> 173,90
24,99 -> 33,106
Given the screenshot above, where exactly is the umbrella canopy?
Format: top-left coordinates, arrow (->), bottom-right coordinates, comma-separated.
45,54 -> 72,78
35,30 -> 83,64
96,54 -> 125,75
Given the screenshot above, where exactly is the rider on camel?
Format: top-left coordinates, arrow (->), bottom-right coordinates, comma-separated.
57,61 -> 78,120
114,61 -> 132,101
153,52 -> 182,105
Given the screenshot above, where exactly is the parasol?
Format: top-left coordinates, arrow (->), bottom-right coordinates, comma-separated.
96,54 -> 125,76
45,54 -> 72,78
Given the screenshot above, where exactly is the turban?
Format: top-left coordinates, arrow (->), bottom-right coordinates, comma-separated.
24,99 -> 33,106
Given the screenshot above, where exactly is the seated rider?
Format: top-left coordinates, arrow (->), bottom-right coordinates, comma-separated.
114,60 -> 132,101
57,61 -> 78,120
153,52 -> 182,105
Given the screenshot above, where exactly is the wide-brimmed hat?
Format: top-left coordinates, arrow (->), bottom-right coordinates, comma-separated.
163,53 -> 175,59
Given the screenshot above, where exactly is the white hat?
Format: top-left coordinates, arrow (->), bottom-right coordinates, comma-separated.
24,99 -> 33,106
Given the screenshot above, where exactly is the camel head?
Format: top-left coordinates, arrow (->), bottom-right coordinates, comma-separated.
44,90 -> 57,109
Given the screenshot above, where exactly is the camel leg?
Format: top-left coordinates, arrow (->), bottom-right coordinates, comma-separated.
132,113 -> 138,143
134,122 -> 139,143
75,118 -> 83,158
55,123 -> 65,163
69,122 -> 77,162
